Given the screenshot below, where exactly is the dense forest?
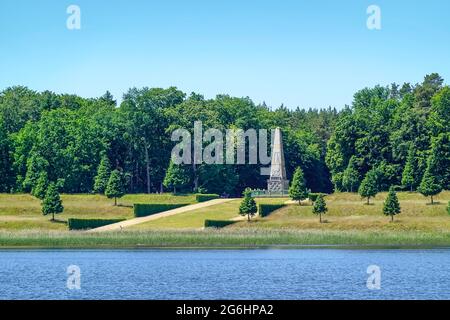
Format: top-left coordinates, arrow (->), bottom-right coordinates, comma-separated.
0,73 -> 448,197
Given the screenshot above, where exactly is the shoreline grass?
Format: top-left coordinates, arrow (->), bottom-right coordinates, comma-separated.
0,228 -> 449,249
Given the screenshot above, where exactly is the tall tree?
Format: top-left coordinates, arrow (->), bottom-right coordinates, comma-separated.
383,186 -> 401,222
163,160 -> 190,194
418,162 -> 442,205
41,183 -> 64,221
289,167 -> 308,205
93,155 -> 112,194
342,156 -> 360,192
401,145 -> 417,192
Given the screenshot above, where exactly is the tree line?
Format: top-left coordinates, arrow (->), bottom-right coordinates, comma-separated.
0,73 -> 448,197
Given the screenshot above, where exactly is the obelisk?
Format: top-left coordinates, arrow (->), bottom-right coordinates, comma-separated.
267,127 -> 289,194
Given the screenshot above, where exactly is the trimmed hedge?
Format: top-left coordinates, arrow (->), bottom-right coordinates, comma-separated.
196,194 -> 220,202
258,204 -> 285,217
308,193 -> 327,202
204,220 -> 236,228
133,203 -> 189,217
68,218 -> 125,230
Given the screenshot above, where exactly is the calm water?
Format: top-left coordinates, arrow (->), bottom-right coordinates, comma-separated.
0,249 -> 449,300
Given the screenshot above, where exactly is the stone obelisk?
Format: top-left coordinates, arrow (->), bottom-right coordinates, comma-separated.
267,127 -> 289,194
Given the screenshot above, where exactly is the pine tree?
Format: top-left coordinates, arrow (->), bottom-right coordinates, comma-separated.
342,156 -> 360,192
42,182 -> 64,221
32,171 -> 49,200
401,145 -> 417,192
163,160 -> 190,194
93,155 -> 111,194
105,170 -> 125,206
358,169 -> 378,205
312,194 -> 328,223
239,188 -> 257,221
418,162 -> 442,205
383,186 -> 401,222
289,167 -> 308,205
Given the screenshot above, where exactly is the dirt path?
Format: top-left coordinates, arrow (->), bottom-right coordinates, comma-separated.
87,198 -> 236,232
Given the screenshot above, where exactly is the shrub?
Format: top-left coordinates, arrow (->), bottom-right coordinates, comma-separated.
133,203 -> 189,217
258,204 -> 285,217
204,220 -> 236,228
68,218 -> 125,230
308,193 -> 327,202
195,194 -> 219,202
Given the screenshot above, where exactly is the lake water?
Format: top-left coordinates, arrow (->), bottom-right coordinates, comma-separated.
0,249 -> 449,300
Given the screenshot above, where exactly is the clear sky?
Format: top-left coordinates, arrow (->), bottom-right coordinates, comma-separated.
1,0 -> 449,109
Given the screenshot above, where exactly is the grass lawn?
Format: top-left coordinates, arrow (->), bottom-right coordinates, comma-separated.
131,197 -> 288,230
0,193 -> 197,231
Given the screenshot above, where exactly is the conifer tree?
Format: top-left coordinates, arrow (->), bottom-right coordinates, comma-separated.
289,167 -> 308,205
239,188 -> 257,221
383,186 -> 401,222
401,145 -> 417,192
42,182 -> 64,221
418,163 -> 442,205
342,156 -> 360,192
32,171 -> 49,200
312,194 -> 328,223
105,169 -> 125,206
358,169 -> 378,205
93,155 -> 111,194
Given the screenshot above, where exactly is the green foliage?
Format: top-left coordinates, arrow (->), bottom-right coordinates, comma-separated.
195,194 -> 219,202
31,171 -> 49,200
68,218 -> 125,230
312,194 -> 328,222
133,203 -> 189,217
358,169 -> 379,204
383,186 -> 401,221
41,183 -> 63,220
163,160 -> 191,194
93,155 -> 111,194
418,162 -> 442,204
239,188 -> 257,221
342,156 -> 360,192
401,145 -> 418,191
289,167 -> 308,204
105,170 -> 125,205
447,201 -> 450,215
258,204 -> 285,217
204,220 -> 236,228
308,193 -> 327,202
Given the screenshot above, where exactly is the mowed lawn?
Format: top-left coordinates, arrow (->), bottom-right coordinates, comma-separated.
0,193 -> 197,231
231,191 -> 450,233
131,197 -> 288,230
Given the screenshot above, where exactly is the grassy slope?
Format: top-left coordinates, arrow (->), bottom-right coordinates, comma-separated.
0,193 -> 196,231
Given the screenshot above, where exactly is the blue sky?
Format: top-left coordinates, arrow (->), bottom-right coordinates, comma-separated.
1,0 -> 449,109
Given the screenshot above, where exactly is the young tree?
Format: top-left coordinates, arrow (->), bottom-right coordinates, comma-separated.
401,145 -> 417,192
93,155 -> 111,194
289,167 -> 308,205
358,169 -> 378,205
163,160 -> 190,194
105,169 -> 125,206
41,183 -> 64,221
383,186 -> 401,222
239,188 -> 257,222
312,194 -> 328,223
342,156 -> 360,192
32,171 -> 49,200
418,165 -> 442,205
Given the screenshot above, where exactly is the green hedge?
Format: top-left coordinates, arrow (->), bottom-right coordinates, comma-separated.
133,203 -> 189,217
204,220 -> 236,228
258,204 -> 285,217
68,218 -> 125,230
196,194 -> 220,202
308,193 -> 327,202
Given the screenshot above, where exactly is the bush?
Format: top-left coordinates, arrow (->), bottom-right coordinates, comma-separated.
68,218 -> 125,230
308,193 -> 327,202
195,194 -> 219,202
204,220 -> 236,228
133,203 -> 189,217
258,204 -> 285,217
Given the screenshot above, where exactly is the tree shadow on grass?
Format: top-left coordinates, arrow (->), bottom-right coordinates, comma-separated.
50,219 -> 67,225
426,202 -> 442,206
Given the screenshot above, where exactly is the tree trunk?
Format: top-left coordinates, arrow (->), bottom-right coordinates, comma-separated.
192,163 -> 199,191
431,196 -> 434,205
52,212 -> 55,221
144,144 -> 151,194
367,197 -> 370,205
114,197 -> 117,206
174,186 -> 177,194
319,213 -> 322,223
391,215 -> 393,222
247,214 -> 250,222
299,200 -> 301,206
410,185 -> 413,192
160,182 -> 163,194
